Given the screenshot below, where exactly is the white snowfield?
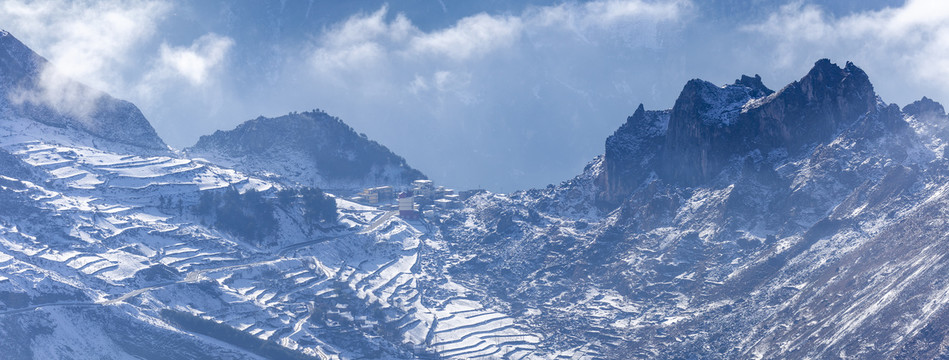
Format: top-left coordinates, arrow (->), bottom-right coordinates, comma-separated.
0,116 -> 540,359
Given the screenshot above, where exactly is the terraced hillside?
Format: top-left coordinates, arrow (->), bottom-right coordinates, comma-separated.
0,110 -> 540,359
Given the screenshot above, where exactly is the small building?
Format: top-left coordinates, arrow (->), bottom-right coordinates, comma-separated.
434,198 -> 460,209
398,192 -> 418,220
359,186 -> 394,204
412,179 -> 434,189
412,179 -> 435,199
434,186 -> 453,199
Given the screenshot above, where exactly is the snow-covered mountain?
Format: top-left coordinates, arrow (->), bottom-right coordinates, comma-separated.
437,59 -> 949,358
5,24 -> 949,360
186,111 -> 426,190
0,30 -> 167,152
0,31 -> 535,359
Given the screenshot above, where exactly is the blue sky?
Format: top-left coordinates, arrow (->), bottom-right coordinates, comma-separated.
1,0 -> 944,192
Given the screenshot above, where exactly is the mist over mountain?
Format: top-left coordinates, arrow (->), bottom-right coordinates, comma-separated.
0,30 -> 167,152
3,18 -> 949,360
4,0 -> 930,193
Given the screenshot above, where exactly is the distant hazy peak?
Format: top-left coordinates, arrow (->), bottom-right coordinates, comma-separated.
903,96 -> 946,118
188,110 -> 426,189
0,29 -> 42,82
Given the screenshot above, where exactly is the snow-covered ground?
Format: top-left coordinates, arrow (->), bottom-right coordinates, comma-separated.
0,115 -> 541,359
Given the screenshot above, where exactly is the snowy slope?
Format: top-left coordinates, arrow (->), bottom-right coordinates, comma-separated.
0,113 -> 542,359
0,30 -> 537,360
6,23 -> 949,360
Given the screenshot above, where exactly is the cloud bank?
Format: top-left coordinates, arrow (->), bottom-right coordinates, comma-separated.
0,0 -> 168,116
297,0 -> 693,190
746,0 -> 949,105
311,0 -> 691,73
0,0 -> 233,118
156,33 -> 234,87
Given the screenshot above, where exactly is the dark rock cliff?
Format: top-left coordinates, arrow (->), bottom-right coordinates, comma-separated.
600,59 -> 882,205
598,104 -> 669,206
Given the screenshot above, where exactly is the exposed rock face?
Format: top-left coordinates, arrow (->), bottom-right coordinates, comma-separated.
187,110 -> 426,189
599,104 -> 669,206
0,30 -> 167,151
733,74 -> 773,98
660,78 -> 768,186
600,59 -> 879,204
738,59 -> 876,154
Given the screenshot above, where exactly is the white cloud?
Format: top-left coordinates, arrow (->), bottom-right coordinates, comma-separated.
310,6 -> 413,75
312,41 -> 386,73
0,0 -> 170,116
308,0 -> 692,88
746,0 -> 949,92
408,13 -> 522,61
296,0 -> 693,190
1,1 -> 237,123
156,33 -> 234,86
7,66 -> 102,120
528,0 -> 689,30
407,74 -> 429,94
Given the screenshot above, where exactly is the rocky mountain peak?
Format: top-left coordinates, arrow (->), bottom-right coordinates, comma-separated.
796,59 -> 875,115
599,60 -> 892,203
903,96 -> 946,118
658,73 -> 778,185
630,103 -> 646,122
597,102 -> 669,206
733,74 -> 773,98
0,29 -> 42,86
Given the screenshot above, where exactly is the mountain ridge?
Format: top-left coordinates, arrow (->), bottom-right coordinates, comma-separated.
437,58 -> 949,358
4,24 -> 949,359
186,109 -> 427,190
599,58 -> 885,204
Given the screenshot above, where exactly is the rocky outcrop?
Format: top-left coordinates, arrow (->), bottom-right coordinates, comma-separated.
659,78 -> 767,185
598,104 -> 668,206
903,96 -> 946,118
738,59 -> 876,154
599,59 -> 883,205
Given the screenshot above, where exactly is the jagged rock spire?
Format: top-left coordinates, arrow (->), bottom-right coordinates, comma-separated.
599,59 -> 892,204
